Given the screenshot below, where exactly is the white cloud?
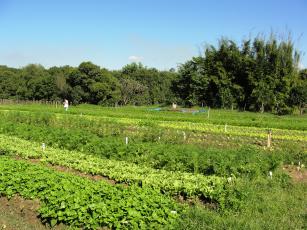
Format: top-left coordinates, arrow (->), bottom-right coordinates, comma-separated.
128,55 -> 143,62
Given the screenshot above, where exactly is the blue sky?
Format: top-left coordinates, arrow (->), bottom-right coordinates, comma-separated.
0,0 -> 306,70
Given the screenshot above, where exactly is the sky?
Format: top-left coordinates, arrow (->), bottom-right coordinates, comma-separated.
0,0 -> 306,70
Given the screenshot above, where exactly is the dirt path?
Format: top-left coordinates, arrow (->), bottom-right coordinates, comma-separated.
23,157 -> 119,186
0,196 -> 66,230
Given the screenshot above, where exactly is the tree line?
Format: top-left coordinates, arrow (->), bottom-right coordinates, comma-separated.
0,35 -> 306,114
0,62 -> 177,106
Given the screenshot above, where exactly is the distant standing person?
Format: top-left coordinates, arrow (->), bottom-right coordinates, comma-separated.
64,99 -> 69,111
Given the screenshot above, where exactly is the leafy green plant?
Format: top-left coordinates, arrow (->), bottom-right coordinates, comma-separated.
0,134 -> 242,208
0,156 -> 182,229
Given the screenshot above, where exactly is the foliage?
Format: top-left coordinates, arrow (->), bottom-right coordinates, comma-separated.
289,69 -> 307,115
0,134 -> 243,209
0,104 -> 306,229
0,33 -> 304,114
175,35 -> 302,114
1,116 -> 304,178
176,176 -> 306,230
0,157 -> 182,229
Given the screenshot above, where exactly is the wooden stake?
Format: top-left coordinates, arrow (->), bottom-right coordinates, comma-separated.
267,129 -> 272,148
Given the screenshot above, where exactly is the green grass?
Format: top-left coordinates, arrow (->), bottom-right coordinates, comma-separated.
177,177 -> 307,230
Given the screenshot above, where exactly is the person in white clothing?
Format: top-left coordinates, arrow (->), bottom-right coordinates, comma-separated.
63,99 -> 69,111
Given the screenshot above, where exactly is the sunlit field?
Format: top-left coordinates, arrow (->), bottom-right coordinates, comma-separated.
0,104 -> 306,229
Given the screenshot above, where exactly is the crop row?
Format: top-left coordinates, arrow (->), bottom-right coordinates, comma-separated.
158,121 -> 307,142
0,104 -> 306,130
0,156 -> 181,229
0,120 -> 294,178
1,109 -> 306,142
0,134 -> 241,208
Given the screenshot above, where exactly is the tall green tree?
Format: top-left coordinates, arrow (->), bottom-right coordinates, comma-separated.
289,69 -> 307,114
176,34 -> 301,113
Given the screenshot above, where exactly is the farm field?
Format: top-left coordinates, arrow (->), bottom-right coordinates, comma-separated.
0,104 -> 306,229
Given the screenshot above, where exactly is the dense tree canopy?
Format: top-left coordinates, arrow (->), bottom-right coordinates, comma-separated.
0,34 -> 306,114
175,35 -> 305,114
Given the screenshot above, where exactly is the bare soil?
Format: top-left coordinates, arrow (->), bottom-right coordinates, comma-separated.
0,196 -> 66,230
50,164 -> 117,185
14,156 -> 119,186
283,165 -> 307,183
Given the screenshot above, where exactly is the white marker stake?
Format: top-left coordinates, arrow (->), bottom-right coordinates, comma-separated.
267,130 -> 272,148
269,171 -> 272,179
125,137 -> 128,145
183,131 -> 186,141
42,143 -> 46,151
158,136 -> 161,141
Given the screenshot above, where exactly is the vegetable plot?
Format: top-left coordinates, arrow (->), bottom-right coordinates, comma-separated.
0,157 -> 181,229
0,134 -> 240,208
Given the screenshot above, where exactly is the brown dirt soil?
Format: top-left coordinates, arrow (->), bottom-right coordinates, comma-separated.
14,156 -> 121,186
2,156 -> 119,230
283,165 -> 307,183
0,196 -> 66,230
50,164 -> 117,185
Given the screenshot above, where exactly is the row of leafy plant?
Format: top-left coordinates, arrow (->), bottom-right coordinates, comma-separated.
0,156 -> 182,229
0,104 -> 306,130
1,110 -> 306,142
0,134 -> 244,209
0,120 -> 301,178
